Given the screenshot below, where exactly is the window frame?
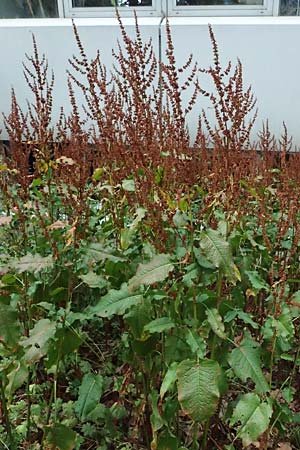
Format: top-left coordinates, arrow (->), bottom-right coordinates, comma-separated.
168,0 -> 274,16
62,0 -> 161,17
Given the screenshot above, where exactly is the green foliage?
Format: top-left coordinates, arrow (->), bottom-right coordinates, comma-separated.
75,373 -> 104,420
230,393 -> 273,447
177,359 -> 220,422
128,254 -> 174,292
228,337 -> 270,393
46,423 -> 78,450
199,229 -> 241,283
89,284 -> 143,317
0,303 -> 20,347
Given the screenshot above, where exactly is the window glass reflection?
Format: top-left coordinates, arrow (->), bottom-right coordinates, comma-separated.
280,0 -> 299,14
176,0 -> 263,5
0,0 -> 58,18
72,0 -> 152,7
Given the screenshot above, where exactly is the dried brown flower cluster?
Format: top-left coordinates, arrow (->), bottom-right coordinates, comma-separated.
2,15 -> 300,258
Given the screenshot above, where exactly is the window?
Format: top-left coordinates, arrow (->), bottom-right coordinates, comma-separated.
170,0 -> 274,15
0,0 -> 59,18
0,0 -> 299,19
63,0 -> 158,16
279,0 -> 300,14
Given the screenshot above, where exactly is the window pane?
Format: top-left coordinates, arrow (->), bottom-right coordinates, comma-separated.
279,0 -> 299,14
0,0 -> 58,18
72,0 -> 152,7
176,0 -> 263,4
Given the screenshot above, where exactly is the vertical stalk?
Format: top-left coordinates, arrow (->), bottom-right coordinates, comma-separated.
202,271 -> 223,450
26,370 -> 32,442
0,378 -> 14,448
192,422 -> 199,449
142,372 -> 151,450
201,421 -> 209,450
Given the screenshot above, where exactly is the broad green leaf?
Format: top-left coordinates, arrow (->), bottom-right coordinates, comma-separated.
0,303 -> 20,347
75,373 -> 103,420
80,271 -> 107,289
128,254 -> 174,292
5,360 -> 28,400
46,423 -> 77,450
120,228 -> 135,251
46,328 -> 83,369
185,329 -> 206,358
228,338 -> 269,393
199,229 -> 240,283
121,207 -> 146,250
12,253 -> 53,273
273,313 -> 294,339
177,359 -> 220,422
124,301 -> 151,339
21,319 -> 56,363
150,390 -> 165,432
160,362 -> 178,399
122,178 -> 135,192
130,207 -> 146,228
230,393 -> 272,447
89,283 -> 143,318
193,246 -> 215,269
206,308 -> 226,339
291,290 -> 300,303
144,317 -> 175,334
183,263 -> 199,287
158,431 -> 179,450
224,310 -> 258,329
245,270 -> 270,292
87,243 -> 126,263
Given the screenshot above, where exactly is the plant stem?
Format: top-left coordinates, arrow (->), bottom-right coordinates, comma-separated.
0,378 -> 14,448
26,369 -> 32,442
201,420 -> 210,450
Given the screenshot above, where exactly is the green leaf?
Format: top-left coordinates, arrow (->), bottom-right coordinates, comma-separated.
122,178 -> 135,192
160,362 -> 178,399
206,308 -> 226,339
177,359 -> 220,422
230,393 -> 272,447
75,373 -> 103,420
158,431 -> 179,450
120,228 -> 134,251
0,303 -> 20,347
46,328 -> 83,369
128,254 -> 174,292
12,253 -> 53,273
5,360 -> 28,400
273,312 -> 294,339
46,423 -> 77,450
89,283 -> 143,318
80,271 -> 107,289
21,319 -> 56,363
228,338 -> 269,393
87,243 -> 126,263
193,246 -> 215,269
144,317 -> 175,334
245,270 -> 270,292
150,390 -> 165,432
185,329 -> 206,358
224,310 -> 258,329
124,301 -> 151,339
199,229 -> 240,283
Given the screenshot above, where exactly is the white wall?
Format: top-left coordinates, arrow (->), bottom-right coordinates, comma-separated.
0,17 -> 300,143
0,18 -> 160,139
162,17 -> 300,144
